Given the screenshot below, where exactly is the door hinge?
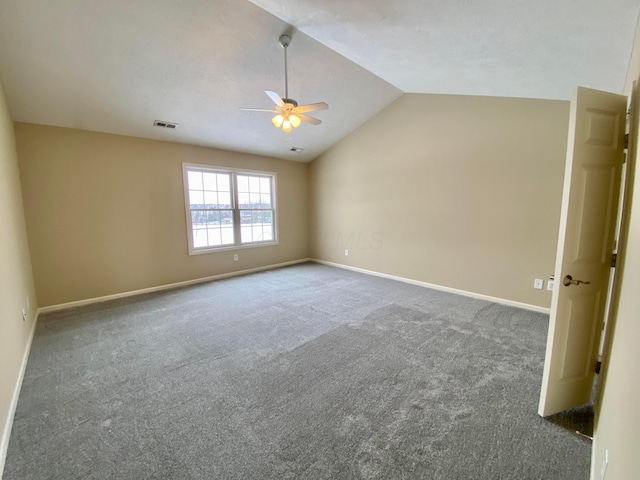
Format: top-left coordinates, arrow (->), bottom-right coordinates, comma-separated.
611,253 -> 617,268
624,133 -> 629,150
595,360 -> 602,374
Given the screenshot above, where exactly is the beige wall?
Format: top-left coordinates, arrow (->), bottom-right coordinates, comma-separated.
310,93 -> 569,308
591,24 -> 640,479
15,124 -> 309,307
0,81 -> 37,469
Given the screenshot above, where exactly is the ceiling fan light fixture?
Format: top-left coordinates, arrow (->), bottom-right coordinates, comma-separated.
289,114 -> 301,128
272,114 -> 284,127
282,119 -> 293,132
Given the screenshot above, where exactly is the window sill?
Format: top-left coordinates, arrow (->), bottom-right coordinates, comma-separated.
187,240 -> 279,256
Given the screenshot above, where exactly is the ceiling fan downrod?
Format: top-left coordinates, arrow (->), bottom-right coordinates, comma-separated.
279,35 -> 291,102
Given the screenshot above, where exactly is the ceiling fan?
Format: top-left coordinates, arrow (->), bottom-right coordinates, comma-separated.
241,35 -> 328,132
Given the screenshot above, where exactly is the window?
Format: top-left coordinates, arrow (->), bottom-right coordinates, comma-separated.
182,164 -> 277,254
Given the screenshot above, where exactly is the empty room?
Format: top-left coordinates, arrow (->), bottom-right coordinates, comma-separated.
1,1 -> 640,479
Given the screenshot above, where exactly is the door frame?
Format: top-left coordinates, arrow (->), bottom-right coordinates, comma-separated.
594,78 -> 639,409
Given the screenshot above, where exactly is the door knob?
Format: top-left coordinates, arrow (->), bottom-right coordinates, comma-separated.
562,275 -> 591,287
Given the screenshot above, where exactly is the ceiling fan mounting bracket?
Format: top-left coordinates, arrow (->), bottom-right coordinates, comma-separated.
279,35 -> 291,49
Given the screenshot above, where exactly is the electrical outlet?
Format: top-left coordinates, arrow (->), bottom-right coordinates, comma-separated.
21,309 -> 27,322
534,278 -> 544,290
344,249 -> 349,256
547,280 -> 554,291
233,254 -> 238,261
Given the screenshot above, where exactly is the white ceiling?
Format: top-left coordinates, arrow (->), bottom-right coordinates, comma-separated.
0,1 -> 638,162
251,0 -> 640,100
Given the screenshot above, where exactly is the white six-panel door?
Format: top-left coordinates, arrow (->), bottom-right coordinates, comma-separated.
538,87 -> 626,417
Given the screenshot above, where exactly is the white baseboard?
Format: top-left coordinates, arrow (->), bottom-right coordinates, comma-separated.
0,311 -> 39,479
311,259 -> 551,315
38,258 -> 312,314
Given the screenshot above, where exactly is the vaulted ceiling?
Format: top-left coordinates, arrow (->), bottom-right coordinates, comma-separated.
0,0 -> 638,162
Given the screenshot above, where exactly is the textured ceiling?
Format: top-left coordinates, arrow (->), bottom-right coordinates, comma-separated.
0,0 -> 638,162
250,0 -> 640,100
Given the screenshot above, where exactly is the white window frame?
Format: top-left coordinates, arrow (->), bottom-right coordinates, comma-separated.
182,163 -> 278,255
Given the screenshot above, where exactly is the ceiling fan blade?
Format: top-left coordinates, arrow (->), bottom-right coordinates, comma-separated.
297,114 -> 322,125
294,102 -> 329,113
265,90 -> 284,107
240,108 -> 279,113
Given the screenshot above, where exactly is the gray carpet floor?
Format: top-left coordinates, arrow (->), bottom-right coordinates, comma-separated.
3,263 -> 590,479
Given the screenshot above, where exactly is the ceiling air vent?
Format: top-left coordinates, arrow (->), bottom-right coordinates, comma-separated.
153,120 -> 179,129
290,147 -> 304,153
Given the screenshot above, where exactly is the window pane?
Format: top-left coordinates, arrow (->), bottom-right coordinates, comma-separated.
260,177 -> 271,194
204,191 -> 217,208
252,225 -> 263,241
260,194 -> 271,208
239,210 -> 273,244
237,175 -> 249,193
249,193 -> 260,207
220,210 -> 233,224
221,225 -> 234,244
193,229 -> 208,248
241,225 -> 252,243
238,192 -> 250,209
249,176 -> 260,192
205,211 -> 219,226
191,211 -> 205,228
188,171 -> 203,190
261,211 -> 273,225
240,210 -> 252,243
240,210 -> 252,224
202,172 -> 217,191
189,190 -> 204,208
207,228 -> 222,246
217,174 -> 231,192
218,192 -> 231,209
